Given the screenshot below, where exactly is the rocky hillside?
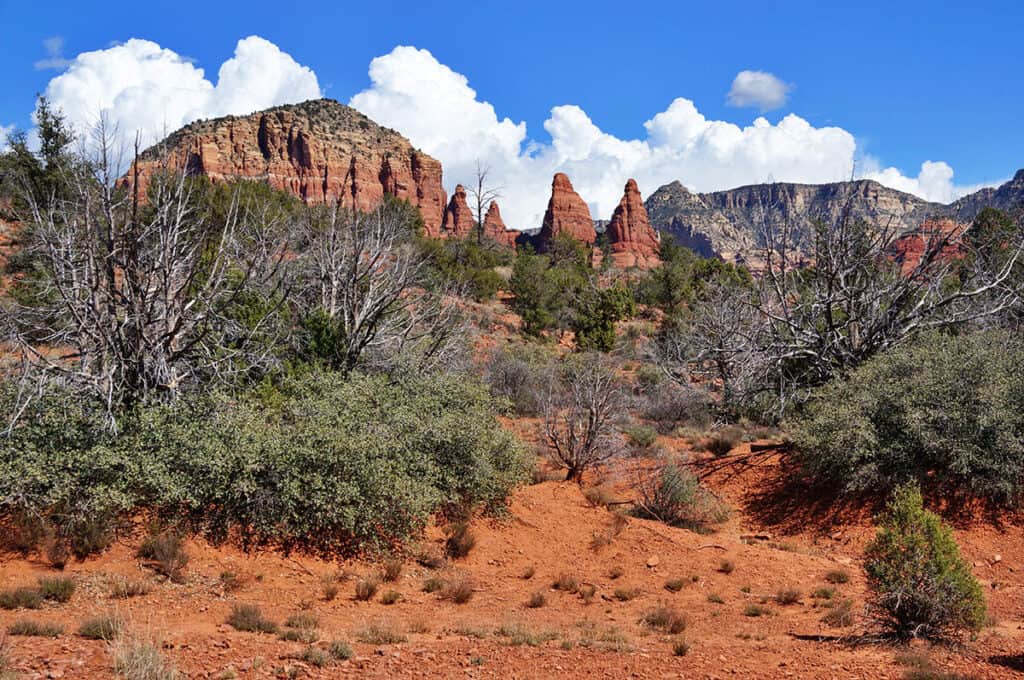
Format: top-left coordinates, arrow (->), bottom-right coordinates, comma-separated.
132,98 -> 449,236
646,173 -> 1024,263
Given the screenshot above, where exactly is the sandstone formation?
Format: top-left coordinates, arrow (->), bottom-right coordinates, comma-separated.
442,184 -> 476,239
889,219 -> 966,274
482,202 -> 519,247
606,179 -> 661,268
538,173 -> 596,250
130,99 -> 448,236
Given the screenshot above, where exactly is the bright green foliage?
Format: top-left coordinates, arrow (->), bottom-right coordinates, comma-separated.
864,484 -> 986,639
572,284 -> 636,352
792,330 -> 1024,502
637,236 -> 752,314
419,235 -> 513,301
0,372 -> 529,556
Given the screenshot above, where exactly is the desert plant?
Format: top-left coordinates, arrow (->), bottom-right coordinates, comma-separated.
136,531 -> 189,583
108,576 -> 152,599
553,573 -> 579,594
664,578 -> 686,593
623,424 -> 658,450
527,590 -> 547,608
226,604 -> 277,634
78,614 -> 125,640
811,587 -> 835,600
354,577 -> 380,602
864,484 -> 986,639
356,621 -> 407,645
422,576 -> 446,593
381,557 -> 404,582
380,590 -> 402,605
283,613 -> 318,630
614,586 -> 640,601
718,560 -> 735,575
444,522 -> 477,559
707,593 -> 724,604
8,619 -> 63,637
112,637 -> 181,680
0,587 -> 42,610
671,636 -> 690,656
496,622 -> 558,647
442,576 -> 474,604
775,588 -> 801,605
38,576 -> 75,603
822,599 -> 856,628
743,604 -> 769,617
824,569 -> 850,584
642,605 -> 687,634
632,463 -> 728,531
329,640 -> 354,660
299,647 -> 329,668
279,628 -> 319,643
579,583 -> 597,604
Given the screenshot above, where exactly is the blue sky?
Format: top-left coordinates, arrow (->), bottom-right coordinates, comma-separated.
2,0 -> 1022,227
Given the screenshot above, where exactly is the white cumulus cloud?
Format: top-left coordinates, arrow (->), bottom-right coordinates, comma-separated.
351,46 -> 985,230
727,70 -> 792,112
41,35 -> 321,151
34,36 -> 71,71
0,124 -> 14,151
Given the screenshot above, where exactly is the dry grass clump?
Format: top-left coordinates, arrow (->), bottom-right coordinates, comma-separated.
526,590 -> 547,608
283,613 -> 318,630
279,628 -> 319,643
583,485 -> 615,508
355,621 -> 407,645
226,604 -> 277,634
112,636 -> 181,680
553,573 -> 579,594
137,531 -> 189,583
743,604 -> 770,617
415,548 -> 446,570
707,593 -> 725,604
380,590 -> 402,605
824,569 -> 850,584
422,576 -> 446,593
298,646 -> 329,668
520,565 -> 536,580
38,576 -> 75,603
0,587 -> 42,610
354,577 -> 380,602
671,636 -> 691,656
444,522 -> 476,559
641,605 -> 687,634
608,566 -> 625,580
664,578 -> 686,593
717,559 -> 736,575
8,619 -> 64,637
78,614 -> 125,640
579,583 -> 597,604
496,622 -> 558,647
381,557 -> 404,582
109,576 -> 152,599
812,587 -> 835,600
775,587 -> 802,605
613,586 -> 640,602
442,576 -> 474,604
822,599 -> 855,627
329,640 -> 354,660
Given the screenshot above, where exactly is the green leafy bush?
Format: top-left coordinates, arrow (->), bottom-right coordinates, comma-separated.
792,331 -> 1024,502
864,485 -> 986,639
632,464 -> 728,531
0,372 -> 529,556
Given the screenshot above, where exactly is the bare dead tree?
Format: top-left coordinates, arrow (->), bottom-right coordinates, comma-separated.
466,159 -> 502,244
294,199 -> 467,375
0,119 -> 291,427
538,354 -> 626,481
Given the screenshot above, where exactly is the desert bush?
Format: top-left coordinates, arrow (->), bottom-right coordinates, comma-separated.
822,599 -> 855,628
640,381 -> 716,434
553,574 -> 579,593
279,628 -> 319,643
632,464 -> 728,531
623,424 -> 658,450
775,588 -> 801,605
356,621 -> 407,644
108,576 -> 152,599
444,522 -> 477,559
380,590 -> 402,605
329,640 -> 354,660
78,614 -> 124,640
8,619 -> 63,637
743,604 -> 769,617
664,578 -> 686,593
442,576 -> 474,604
38,576 -> 75,603
0,372 -> 530,557
812,587 -> 835,600
527,590 -> 547,608
641,605 -> 687,634
671,636 -> 690,656
496,622 -> 558,647
284,613 -> 318,630
483,345 -> 549,415
702,431 -> 739,458
137,531 -> 189,583
0,587 -> 42,610
112,637 -> 181,680
226,604 -> 277,634
793,331 -> 1024,502
718,560 -> 735,575
864,485 -> 986,639
381,557 -> 404,583
825,569 -> 850,584
354,577 -> 380,602
614,586 -> 640,601
706,593 -> 724,604
422,576 -> 446,593
579,583 -> 597,603
299,646 -> 329,668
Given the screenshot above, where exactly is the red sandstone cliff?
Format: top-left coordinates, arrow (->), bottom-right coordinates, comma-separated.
538,173 -> 596,250
606,179 -> 661,268
442,184 -> 476,239
482,202 -> 519,247
129,99 -> 448,236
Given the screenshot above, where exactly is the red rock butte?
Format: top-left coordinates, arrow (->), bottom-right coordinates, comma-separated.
482,201 -> 520,247
442,184 -> 476,239
538,172 -> 596,250
126,99 -> 449,236
606,178 -> 661,268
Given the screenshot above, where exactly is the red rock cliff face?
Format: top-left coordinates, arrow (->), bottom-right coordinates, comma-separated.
890,219 -> 965,274
129,99 -> 448,236
442,184 -> 476,238
606,179 -> 661,268
538,173 -> 596,250
482,201 -> 519,247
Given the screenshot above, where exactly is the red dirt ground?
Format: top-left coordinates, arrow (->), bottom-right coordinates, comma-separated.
3,441 -> 1024,679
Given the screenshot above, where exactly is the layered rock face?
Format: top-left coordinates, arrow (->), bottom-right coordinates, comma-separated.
442,184 -> 476,239
889,219 -> 966,274
482,202 -> 519,247
538,173 -> 596,250
131,99 -> 448,236
645,172 -> 1024,264
606,179 -> 661,268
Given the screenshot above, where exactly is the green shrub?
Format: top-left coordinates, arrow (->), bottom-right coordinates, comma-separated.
78,614 -> 124,640
329,640 -> 354,660
354,577 -> 379,601
793,331 -> 1024,502
0,372 -> 529,557
299,646 -> 330,668
8,619 -> 63,637
641,605 -> 687,633
623,424 -> 658,450
226,604 -> 277,634
632,464 -> 728,531
864,484 -> 986,639
380,590 -> 402,605
0,587 -> 42,610
283,613 -> 318,630
38,576 -> 75,603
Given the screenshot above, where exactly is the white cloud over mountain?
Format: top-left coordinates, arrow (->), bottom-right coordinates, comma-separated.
0,124 -> 13,151
726,70 -> 792,111
37,38 -> 990,231
42,36 -> 320,151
